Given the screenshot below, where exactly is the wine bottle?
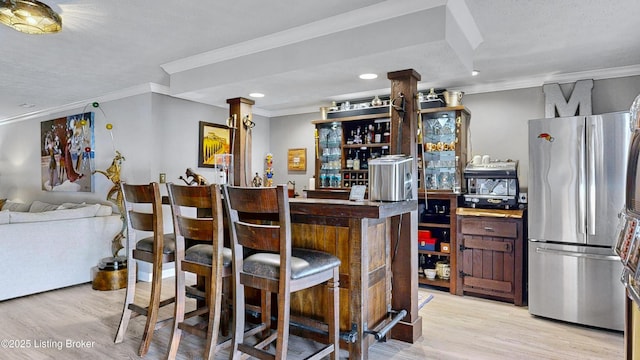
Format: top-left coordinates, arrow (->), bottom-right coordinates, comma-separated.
374,123 -> 382,143
383,122 -> 391,143
353,150 -> 360,170
346,149 -> 354,169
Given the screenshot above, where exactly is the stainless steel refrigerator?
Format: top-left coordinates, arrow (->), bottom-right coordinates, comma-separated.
528,111 -> 630,331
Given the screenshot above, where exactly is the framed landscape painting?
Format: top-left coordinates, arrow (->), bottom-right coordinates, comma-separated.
198,121 -> 232,168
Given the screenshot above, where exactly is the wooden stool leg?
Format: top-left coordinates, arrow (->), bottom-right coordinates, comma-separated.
138,259 -> 163,356
114,257 -> 136,343
230,283 -> 246,360
166,266 -> 186,359
328,268 -> 340,360
261,290 -> 272,340
274,290 -> 291,359
203,269 -> 224,360
221,277 -> 231,337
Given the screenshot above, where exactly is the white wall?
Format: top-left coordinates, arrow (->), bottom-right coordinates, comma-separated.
269,75 -> 640,192
1,75 -> 638,203
464,75 -> 640,189
0,93 -> 270,205
268,112 -> 317,193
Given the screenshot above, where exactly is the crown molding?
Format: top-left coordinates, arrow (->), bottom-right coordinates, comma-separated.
0,83 -> 165,126
452,64 -> 640,95
160,0 -> 446,75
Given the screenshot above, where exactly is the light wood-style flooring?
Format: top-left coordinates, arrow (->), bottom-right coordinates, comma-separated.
0,278 -> 623,360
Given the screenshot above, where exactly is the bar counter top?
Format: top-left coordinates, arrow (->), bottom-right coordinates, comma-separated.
290,197 -> 417,219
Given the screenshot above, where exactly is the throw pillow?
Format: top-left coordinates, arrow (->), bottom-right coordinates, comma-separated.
29,200 -> 60,213
3,200 -> 31,212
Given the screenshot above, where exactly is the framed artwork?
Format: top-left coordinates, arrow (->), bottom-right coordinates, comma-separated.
287,148 -> 306,171
40,112 -> 95,192
198,121 -> 232,168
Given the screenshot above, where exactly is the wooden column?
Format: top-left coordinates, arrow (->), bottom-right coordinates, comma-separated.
387,69 -> 422,343
226,97 -> 255,186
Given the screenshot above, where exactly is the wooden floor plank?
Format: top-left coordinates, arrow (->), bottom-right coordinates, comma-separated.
0,278 -> 623,359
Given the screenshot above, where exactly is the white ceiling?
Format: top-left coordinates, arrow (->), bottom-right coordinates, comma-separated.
1,0 -> 640,123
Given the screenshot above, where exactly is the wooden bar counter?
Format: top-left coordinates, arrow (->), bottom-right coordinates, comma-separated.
287,197 -> 419,360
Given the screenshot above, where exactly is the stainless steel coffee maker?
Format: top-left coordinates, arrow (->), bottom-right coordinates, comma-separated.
463,160 -> 519,209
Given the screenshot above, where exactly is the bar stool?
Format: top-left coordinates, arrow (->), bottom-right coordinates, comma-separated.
114,182 -> 176,356
165,183 -> 232,360
223,184 -> 341,360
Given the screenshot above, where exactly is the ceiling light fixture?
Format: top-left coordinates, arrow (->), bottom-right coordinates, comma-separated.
472,70 -> 479,76
0,0 -> 61,34
249,93 -> 265,98
359,73 -> 378,80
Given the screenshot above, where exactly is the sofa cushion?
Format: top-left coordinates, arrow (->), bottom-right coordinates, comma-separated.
10,204 -> 101,223
58,202 -> 87,210
95,205 -> 113,216
3,200 -> 31,212
29,201 -> 61,213
0,210 -> 9,225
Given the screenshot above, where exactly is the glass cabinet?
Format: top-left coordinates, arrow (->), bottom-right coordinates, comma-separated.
316,122 -> 342,188
420,106 -> 470,192
313,101 -> 392,190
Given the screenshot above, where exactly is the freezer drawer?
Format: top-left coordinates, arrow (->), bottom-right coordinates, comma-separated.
528,241 -> 624,331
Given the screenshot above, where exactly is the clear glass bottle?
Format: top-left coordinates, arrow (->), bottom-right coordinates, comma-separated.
453,155 -> 462,193
353,150 -> 360,170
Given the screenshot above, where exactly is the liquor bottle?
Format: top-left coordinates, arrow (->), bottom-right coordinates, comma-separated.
383,122 -> 391,143
364,125 -> 371,144
354,127 -> 362,144
346,149 -> 354,169
347,129 -> 354,145
353,150 -> 360,170
453,155 -> 462,193
360,149 -> 368,170
374,123 -> 382,143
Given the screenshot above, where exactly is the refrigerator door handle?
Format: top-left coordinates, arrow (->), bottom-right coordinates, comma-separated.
578,123 -> 587,235
587,122 -> 596,235
535,247 -> 620,261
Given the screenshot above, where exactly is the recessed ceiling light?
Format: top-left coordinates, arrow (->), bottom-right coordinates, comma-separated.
249,92 -> 265,98
359,73 -> 378,80
19,103 -> 35,108
471,70 -> 479,76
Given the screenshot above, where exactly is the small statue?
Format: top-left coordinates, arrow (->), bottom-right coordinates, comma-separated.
179,168 -> 209,186
93,150 -> 126,257
93,150 -> 125,212
252,172 -> 263,187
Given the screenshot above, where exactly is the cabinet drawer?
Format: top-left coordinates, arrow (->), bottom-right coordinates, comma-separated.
460,218 -> 517,238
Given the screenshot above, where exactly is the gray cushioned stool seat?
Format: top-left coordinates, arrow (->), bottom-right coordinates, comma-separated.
136,234 -> 176,254
244,248 -> 341,280
185,245 -> 232,267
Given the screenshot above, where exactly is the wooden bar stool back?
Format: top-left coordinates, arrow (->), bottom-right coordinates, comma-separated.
114,182 -> 176,356
165,183 -> 232,360
223,184 -> 341,360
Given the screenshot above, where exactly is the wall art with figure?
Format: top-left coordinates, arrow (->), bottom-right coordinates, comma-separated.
40,112 -> 95,192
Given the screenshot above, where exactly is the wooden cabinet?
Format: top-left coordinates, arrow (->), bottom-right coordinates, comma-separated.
313,107 -> 392,190
455,208 -> 527,305
418,191 -> 459,294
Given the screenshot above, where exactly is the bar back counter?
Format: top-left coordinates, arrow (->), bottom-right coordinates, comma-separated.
288,196 -> 419,360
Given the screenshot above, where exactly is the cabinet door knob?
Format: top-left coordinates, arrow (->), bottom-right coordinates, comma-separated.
484,226 -> 494,232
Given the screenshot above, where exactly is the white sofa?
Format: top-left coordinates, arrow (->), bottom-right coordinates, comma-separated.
0,200 -> 122,301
